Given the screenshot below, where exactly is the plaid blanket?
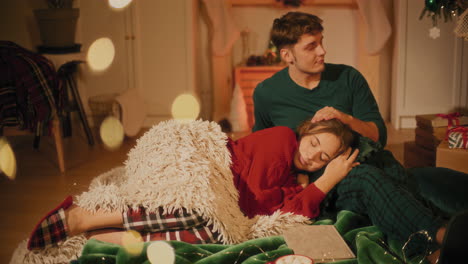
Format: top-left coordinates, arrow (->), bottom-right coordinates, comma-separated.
123,207 -> 220,244
0,41 -> 62,136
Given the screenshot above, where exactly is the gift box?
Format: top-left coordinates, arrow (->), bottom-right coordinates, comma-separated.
416,113 -> 468,128
415,127 -> 443,151
404,141 -> 436,168
436,141 -> 468,173
447,126 -> 468,149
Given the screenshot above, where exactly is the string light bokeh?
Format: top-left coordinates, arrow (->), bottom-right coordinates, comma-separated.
0,137 -> 17,180
274,254 -> 313,264
86,37 -> 115,72
147,241 -> 175,264
121,230 -> 144,256
108,0 -> 133,9
100,116 -> 124,150
171,93 -> 200,121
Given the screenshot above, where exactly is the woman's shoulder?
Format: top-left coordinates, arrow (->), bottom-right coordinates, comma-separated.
253,127 -> 297,152
254,126 -> 296,138
239,126 -> 297,148
233,126 -> 297,164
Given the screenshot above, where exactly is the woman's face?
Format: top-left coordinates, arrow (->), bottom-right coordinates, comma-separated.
294,132 -> 341,172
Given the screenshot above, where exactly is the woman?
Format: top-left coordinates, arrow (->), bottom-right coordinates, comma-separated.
28,119 -> 357,250
27,119 -> 459,263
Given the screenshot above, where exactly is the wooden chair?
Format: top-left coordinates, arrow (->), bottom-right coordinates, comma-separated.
57,60 -> 94,146
2,117 -> 65,173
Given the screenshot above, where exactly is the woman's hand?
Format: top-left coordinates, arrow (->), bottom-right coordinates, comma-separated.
297,173 -> 309,188
313,148 -> 360,194
324,148 -> 360,181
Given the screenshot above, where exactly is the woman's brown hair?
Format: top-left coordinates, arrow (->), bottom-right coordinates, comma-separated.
297,119 -> 354,157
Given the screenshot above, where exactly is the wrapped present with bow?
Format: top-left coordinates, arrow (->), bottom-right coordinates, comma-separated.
416,112 -> 468,129
448,126 -> 468,149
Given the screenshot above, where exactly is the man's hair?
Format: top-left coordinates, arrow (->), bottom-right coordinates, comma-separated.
297,119 -> 354,157
270,12 -> 324,50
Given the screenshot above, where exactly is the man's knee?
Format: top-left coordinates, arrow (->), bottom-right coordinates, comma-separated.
348,164 -> 385,180
339,164 -> 388,191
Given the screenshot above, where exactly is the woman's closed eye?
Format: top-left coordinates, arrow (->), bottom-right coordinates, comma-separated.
311,137 -> 319,147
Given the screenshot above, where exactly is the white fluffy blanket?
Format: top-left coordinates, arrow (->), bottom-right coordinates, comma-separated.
11,120 -> 308,264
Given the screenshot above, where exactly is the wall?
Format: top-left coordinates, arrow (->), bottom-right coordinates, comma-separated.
0,0 -> 44,51
132,0 -> 198,125
356,0 -> 394,122
79,0 -> 131,98
392,0 -> 468,129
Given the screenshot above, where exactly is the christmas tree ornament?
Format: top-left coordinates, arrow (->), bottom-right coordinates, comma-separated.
420,0 -> 467,26
429,26 -> 441,39
425,0 -> 440,12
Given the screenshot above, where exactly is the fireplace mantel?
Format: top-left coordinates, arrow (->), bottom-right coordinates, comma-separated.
230,0 -> 357,8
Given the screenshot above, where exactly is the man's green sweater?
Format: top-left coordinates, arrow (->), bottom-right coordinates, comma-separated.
252,63 -> 387,147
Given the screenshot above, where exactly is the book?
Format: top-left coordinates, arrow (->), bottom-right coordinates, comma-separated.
416,122 -> 447,138
282,225 -> 355,263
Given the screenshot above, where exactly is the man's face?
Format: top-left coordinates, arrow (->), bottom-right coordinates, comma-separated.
285,32 -> 326,75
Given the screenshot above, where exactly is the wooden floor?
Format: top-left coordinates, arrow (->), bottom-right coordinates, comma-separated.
0,122 -> 413,263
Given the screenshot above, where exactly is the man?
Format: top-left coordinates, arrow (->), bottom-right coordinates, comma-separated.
252,12 -> 468,263
253,12 -> 385,147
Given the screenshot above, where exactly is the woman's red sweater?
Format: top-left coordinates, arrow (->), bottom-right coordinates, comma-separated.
227,126 -> 326,219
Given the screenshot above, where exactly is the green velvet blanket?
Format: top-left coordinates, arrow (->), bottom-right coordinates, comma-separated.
72,210 -> 430,264
73,138 -> 435,264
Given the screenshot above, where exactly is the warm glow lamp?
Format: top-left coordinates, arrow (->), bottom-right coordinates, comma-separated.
108,0 -> 133,9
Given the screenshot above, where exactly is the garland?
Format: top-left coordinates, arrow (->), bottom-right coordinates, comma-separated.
420,0 -> 467,25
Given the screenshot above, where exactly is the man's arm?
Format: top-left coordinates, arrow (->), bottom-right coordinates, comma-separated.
311,106 -> 379,142
311,67 -> 386,146
252,82 -> 273,132
348,68 -> 387,146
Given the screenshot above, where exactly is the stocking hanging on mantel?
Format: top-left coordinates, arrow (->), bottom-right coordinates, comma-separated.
229,83 -> 249,132
356,0 -> 392,55
202,0 -> 240,56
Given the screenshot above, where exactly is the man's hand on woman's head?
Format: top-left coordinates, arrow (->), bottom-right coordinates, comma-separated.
311,106 -> 380,143
311,106 -> 350,124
